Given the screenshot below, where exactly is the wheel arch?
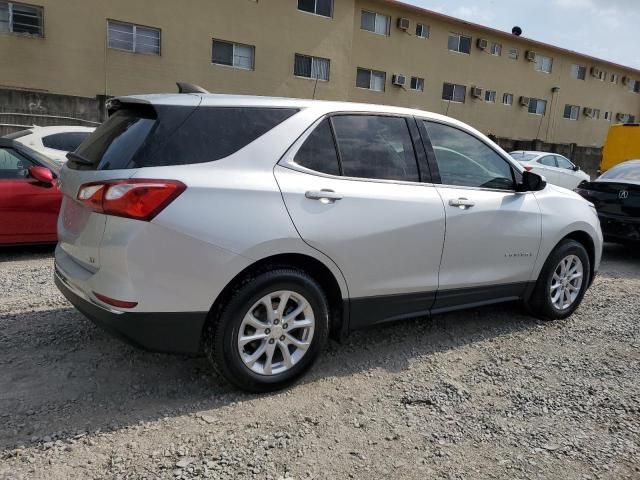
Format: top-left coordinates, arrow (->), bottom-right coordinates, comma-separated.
563,230 -> 596,286
204,253 -> 348,343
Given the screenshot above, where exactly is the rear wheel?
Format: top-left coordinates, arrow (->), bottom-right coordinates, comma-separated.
526,239 -> 591,320
204,269 -> 329,392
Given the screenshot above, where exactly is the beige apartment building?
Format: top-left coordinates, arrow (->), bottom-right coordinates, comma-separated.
2,0 -> 640,146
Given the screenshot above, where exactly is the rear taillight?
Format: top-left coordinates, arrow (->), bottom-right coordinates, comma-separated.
524,166 -> 533,172
77,179 -> 186,221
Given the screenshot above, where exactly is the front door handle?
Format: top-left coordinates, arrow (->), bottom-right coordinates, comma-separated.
448,197 -> 475,209
305,189 -> 343,204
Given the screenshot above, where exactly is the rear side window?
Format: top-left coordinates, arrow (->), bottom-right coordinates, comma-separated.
539,156 -> 557,167
71,106 -> 298,170
331,115 -> 419,182
294,119 -> 340,175
42,132 -> 92,152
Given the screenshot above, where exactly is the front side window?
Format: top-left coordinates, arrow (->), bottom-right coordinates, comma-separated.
297,0 -> 332,17
332,115 -> 419,182
535,54 -> 553,73
410,76 -> 424,92
0,1 -> 43,36
0,147 -> 33,179
484,90 -> 497,103
360,10 -> 390,35
539,156 -> 557,167
293,119 -> 340,175
294,54 -> 330,81
416,23 -> 429,38
448,33 -> 472,54
108,21 -> 160,55
563,104 -> 580,120
442,82 -> 466,103
555,156 -> 574,170
571,64 -> 586,80
503,93 -> 514,106
528,98 -> 547,115
356,68 -> 385,91
424,121 -> 514,190
212,39 -> 255,70
42,132 -> 91,152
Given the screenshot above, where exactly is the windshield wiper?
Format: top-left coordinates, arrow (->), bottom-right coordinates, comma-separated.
66,151 -> 94,165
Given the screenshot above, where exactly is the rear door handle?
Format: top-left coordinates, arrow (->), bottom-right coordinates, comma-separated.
305,189 -> 343,204
448,197 -> 475,209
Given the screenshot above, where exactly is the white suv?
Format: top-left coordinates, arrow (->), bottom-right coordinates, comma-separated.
54,93 -> 602,392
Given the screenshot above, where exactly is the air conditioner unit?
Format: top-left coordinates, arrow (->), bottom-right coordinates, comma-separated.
470,86 -> 483,98
519,96 -> 531,107
397,17 -> 410,30
476,38 -> 488,50
583,107 -> 594,118
525,51 -> 536,62
590,67 -> 602,78
392,74 -> 407,87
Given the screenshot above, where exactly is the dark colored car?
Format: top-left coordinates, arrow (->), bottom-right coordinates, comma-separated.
575,160 -> 640,244
0,138 -> 62,245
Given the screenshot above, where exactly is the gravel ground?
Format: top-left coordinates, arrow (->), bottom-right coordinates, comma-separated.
0,244 -> 638,480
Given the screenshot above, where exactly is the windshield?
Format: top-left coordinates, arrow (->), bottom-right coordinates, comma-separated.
510,152 -> 538,162
598,161 -> 640,184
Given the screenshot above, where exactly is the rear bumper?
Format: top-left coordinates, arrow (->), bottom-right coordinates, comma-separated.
54,266 -> 207,354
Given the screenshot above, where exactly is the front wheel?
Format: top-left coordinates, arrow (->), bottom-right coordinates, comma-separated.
525,239 -> 591,320
204,269 -> 329,392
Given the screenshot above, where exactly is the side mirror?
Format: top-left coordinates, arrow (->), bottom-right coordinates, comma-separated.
518,170 -> 547,192
573,165 -> 580,171
29,166 -> 54,185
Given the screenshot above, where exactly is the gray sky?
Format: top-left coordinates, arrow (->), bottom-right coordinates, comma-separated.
402,0 -> 640,69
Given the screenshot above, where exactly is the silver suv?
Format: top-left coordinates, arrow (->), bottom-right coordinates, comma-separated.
54,93 -> 603,392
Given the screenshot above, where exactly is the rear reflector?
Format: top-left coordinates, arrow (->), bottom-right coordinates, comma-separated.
524,166 -> 533,171
77,179 -> 186,221
93,292 -> 138,309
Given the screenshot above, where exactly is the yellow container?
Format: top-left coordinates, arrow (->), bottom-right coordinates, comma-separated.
601,123 -> 640,173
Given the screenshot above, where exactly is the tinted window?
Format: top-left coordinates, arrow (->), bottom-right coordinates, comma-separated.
599,162 -> 640,183
555,156 -> 574,170
331,115 -> 419,182
294,119 -> 340,175
71,106 -> 298,170
424,121 -> 514,190
539,156 -> 557,167
42,132 -> 92,152
0,148 -> 33,179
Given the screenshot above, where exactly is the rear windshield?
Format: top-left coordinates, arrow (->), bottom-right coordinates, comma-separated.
598,162 -> 640,183
69,105 -> 298,170
510,152 -> 538,162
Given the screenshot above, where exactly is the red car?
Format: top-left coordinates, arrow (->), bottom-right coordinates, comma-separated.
0,138 -> 62,245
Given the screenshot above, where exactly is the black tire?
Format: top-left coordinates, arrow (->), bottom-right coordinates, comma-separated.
525,239 -> 591,321
204,268 -> 329,392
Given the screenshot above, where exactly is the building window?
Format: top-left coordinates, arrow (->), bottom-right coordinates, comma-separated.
294,54 -> 330,81
535,54 -> 553,73
610,74 -> 618,84
410,76 -> 424,91
528,98 -> 547,115
592,108 -> 600,120
356,68 -> 385,91
484,90 -> 497,102
108,21 -> 160,55
508,48 -> 519,60
634,81 -> 640,93
563,104 -> 580,120
571,64 -> 586,80
212,39 -> 255,70
442,82 -> 466,103
604,111 -> 612,121
490,42 -> 501,56
297,0 -> 332,17
503,93 -> 514,106
448,33 -> 472,54
416,23 -> 429,38
360,10 -> 390,36
0,1 -> 43,36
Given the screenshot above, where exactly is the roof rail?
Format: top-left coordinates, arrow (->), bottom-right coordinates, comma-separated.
176,82 -> 210,94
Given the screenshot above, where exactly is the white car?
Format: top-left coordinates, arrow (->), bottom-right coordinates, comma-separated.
54,93 -> 602,392
3,126 -> 95,164
510,151 -> 590,190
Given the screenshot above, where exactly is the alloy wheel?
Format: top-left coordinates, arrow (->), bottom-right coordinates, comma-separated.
550,254 -> 584,310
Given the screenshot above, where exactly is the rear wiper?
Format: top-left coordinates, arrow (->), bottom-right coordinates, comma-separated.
66,151 -> 94,165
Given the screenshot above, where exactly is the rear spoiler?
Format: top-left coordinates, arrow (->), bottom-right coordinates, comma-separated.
105,82 -> 208,116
